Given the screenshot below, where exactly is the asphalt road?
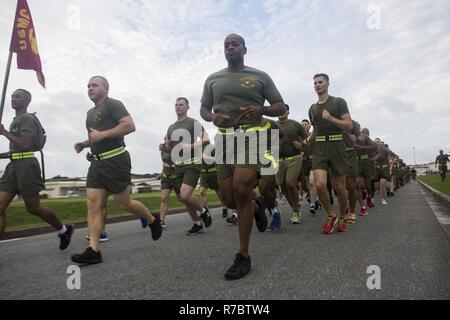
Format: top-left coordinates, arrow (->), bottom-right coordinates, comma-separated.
1,181 -> 449,300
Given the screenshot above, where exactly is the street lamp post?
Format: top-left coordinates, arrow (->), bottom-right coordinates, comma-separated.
413,147 -> 417,165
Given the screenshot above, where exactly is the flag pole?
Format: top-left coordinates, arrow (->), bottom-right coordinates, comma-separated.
0,51 -> 13,124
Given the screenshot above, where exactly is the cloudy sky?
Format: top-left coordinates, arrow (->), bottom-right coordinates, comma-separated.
0,0 -> 449,178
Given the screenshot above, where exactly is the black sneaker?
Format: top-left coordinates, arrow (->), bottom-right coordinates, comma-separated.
186,223 -> 203,235
309,205 -> 316,215
201,208 -> 212,228
222,208 -> 228,218
224,254 -> 251,280
71,247 -> 102,265
58,224 -> 74,250
314,200 -> 321,211
149,214 -> 162,241
254,196 -> 268,233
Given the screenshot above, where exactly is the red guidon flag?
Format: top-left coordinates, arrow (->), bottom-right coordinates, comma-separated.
9,0 -> 45,88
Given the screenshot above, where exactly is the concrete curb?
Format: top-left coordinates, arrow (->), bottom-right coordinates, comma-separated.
417,179 -> 450,207
2,204 -> 222,240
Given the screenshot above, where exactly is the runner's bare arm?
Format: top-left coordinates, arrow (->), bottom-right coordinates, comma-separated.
0,125 -> 33,149
189,129 -> 210,150
264,99 -> 286,117
321,111 -> 353,131
308,126 -> 317,144
74,140 -> 91,153
200,104 -> 230,126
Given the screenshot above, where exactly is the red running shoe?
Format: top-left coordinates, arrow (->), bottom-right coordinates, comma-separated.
348,212 -> 356,224
323,215 -> 337,234
359,207 -> 368,216
337,218 -> 348,232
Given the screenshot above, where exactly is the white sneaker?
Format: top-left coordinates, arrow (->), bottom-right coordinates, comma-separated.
290,212 -> 302,224
381,199 -> 388,205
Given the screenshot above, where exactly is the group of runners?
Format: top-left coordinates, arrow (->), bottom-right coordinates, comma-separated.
0,34 -> 442,281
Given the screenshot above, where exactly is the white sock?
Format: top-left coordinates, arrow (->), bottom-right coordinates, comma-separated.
201,207 -> 207,214
58,224 -> 67,235
232,212 -> 238,218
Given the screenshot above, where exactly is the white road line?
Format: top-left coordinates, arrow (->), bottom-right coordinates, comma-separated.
0,237 -> 24,243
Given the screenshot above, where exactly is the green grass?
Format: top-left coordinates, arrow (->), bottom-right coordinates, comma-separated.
418,174 -> 450,197
5,190 -> 220,231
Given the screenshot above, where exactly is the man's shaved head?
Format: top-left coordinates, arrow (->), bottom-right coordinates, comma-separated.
16,89 -> 32,104
225,34 -> 246,47
90,76 -> 109,91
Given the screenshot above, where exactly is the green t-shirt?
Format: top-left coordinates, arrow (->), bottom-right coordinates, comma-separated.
166,117 -> 204,162
161,150 -> 175,176
376,147 -> 390,166
436,154 -> 449,165
8,113 -> 41,152
86,98 -> 130,154
201,66 -> 282,128
277,119 -> 307,158
264,118 -> 285,159
302,142 -> 313,158
308,96 -> 350,135
357,135 -> 375,157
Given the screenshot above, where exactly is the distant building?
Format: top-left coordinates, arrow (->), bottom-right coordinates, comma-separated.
411,160 -> 450,176
40,177 -> 163,198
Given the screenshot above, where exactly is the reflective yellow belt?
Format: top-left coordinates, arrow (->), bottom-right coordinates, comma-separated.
162,173 -> 177,179
201,167 -> 217,174
346,147 -> 355,152
10,151 -> 35,160
282,154 -> 302,161
358,154 -> 369,160
264,151 -> 278,170
315,134 -> 343,142
93,147 -> 126,161
175,157 -> 200,166
376,164 -> 388,168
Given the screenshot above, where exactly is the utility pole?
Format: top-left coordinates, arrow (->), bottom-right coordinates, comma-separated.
413,147 -> 417,165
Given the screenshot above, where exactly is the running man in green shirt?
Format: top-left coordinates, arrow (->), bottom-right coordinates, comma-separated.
0,89 -> 74,249
166,97 -> 212,235
72,76 -> 162,265
276,105 -> 307,224
435,150 -> 449,182
308,74 -> 353,234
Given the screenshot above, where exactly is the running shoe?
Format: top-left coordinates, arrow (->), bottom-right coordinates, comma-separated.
290,212 -> 302,224
59,224 -> 74,250
224,254 -> 251,280
359,207 -> 368,216
323,215 -> 338,234
71,247 -> 102,265
347,212 -> 356,224
186,223 -> 203,235
201,207 -> 212,228
86,231 -> 109,242
337,218 -> 348,232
